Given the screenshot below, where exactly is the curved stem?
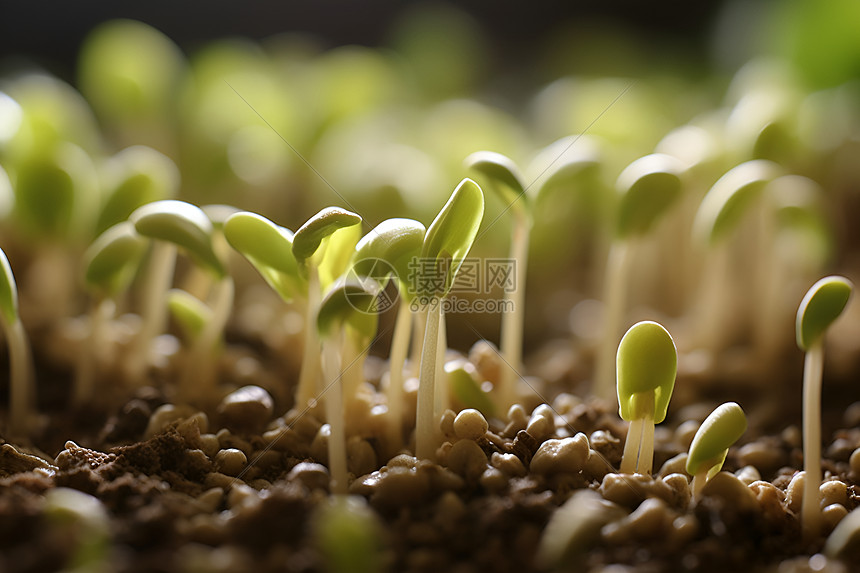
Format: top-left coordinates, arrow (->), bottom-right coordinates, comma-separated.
802,341 -> 824,541
416,300 -> 441,460
595,241 -> 631,402
6,318 -> 34,437
296,264 -> 321,409
322,335 -> 347,495
386,300 -> 413,454
499,216 -> 529,410
691,471 -> 707,502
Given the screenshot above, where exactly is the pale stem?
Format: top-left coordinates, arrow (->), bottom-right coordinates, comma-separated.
129,241 -> 176,382
694,245 -> 732,351
179,277 -> 235,402
802,341 -> 824,541
595,241 -> 631,401
636,419 -> 656,475
434,308 -> 448,419
74,298 -> 116,406
620,417 -> 644,474
753,203 -> 781,366
386,300 -> 413,453
416,300 -> 441,460
322,335 -> 347,495
409,306 -> 427,378
6,318 -> 34,437
691,470 -> 708,502
340,331 -> 365,404
295,264 -> 322,409
498,215 -> 529,410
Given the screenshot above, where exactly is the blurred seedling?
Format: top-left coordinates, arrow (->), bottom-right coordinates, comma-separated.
795,275 -> 852,541
594,154 -> 683,402
445,359 -> 495,418
415,178 -> 484,460
291,207 -> 362,409
129,200 -> 232,400
350,218 -> 425,454
616,320 -> 677,475
43,488 -> 111,573
312,495 -> 384,573
167,288 -> 212,346
78,221 -> 148,405
0,246 -> 34,437
317,280 -> 379,494
686,401 -> 747,500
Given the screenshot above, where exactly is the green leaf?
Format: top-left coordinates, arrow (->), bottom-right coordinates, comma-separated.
292,207 -> 362,264
616,321 -> 677,423
693,160 -> 781,246
130,200 -> 226,278
95,145 -> 179,235
0,247 -> 19,325
317,279 -> 379,341
529,135 -> 602,201
223,211 -> 303,302
352,218 -> 425,296
686,402 -> 747,478
796,275 -> 853,351
464,150 -> 528,215
319,223 -> 363,289
420,178 -> 485,298
313,496 -> 383,573
83,221 -> 148,298
445,359 -> 496,418
615,154 -> 684,240
167,288 -> 211,342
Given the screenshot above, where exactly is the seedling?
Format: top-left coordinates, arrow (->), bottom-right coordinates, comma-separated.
129,199 -> 232,400
317,280 -> 378,494
313,495 -> 383,573
616,320 -> 677,475
686,402 -> 747,500
351,218 -> 425,453
0,246 -> 34,437
167,288 -> 212,344
78,221 -> 147,404
595,154 -> 683,402
415,178 -> 484,460
796,275 -> 852,540
292,207 -> 362,409
445,359 -> 496,418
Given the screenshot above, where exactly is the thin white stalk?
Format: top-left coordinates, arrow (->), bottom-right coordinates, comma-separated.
802,340 -> 824,541
74,298 -> 115,406
693,245 -> 733,352
322,335 -> 347,495
636,420 -> 655,475
128,241 -> 176,382
409,306 -> 427,379
296,264 -> 321,409
434,308 -> 448,419
691,470 -> 707,502
386,300 -> 413,454
620,417 -> 644,474
179,277 -> 234,402
498,214 -> 529,410
340,331 -> 365,404
416,300 -> 441,460
753,203 -> 781,366
5,318 -> 34,437
595,241 -> 631,401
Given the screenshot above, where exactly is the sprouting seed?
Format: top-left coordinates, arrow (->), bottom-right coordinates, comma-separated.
686,402 -> 747,500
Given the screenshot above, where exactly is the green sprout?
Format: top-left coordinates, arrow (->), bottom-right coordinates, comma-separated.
0,246 -> 34,437
351,218 -> 425,454
129,199 -> 232,400
445,358 -> 496,418
796,275 -> 853,540
78,221 -> 147,405
415,178 -> 484,460
595,154 -> 683,402
317,280 -> 378,494
464,150 -> 529,412
291,207 -> 362,410
43,488 -> 111,572
313,495 -> 384,573
686,402 -> 747,500
616,320 -> 677,475
167,288 -> 212,344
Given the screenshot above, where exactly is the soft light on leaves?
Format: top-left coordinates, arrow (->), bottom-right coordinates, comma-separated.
317,279 -> 380,341
202,204 -> 241,228
693,160 -> 781,246
292,207 -> 362,263
319,223 -> 363,289
445,359 -> 496,418
616,320 -> 677,423
464,150 -> 527,213
796,275 -> 853,351
530,135 -> 602,201
0,247 -> 19,326
96,145 -> 180,234
83,222 -> 147,298
130,200 -> 226,278
420,178 -> 485,297
168,289 -> 211,342
686,402 -> 747,478
615,153 -> 684,240
313,496 -> 383,573
352,218 -> 425,290
223,211 -> 302,302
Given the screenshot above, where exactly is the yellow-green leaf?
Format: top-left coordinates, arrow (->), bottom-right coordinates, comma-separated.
796,275 -> 853,351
